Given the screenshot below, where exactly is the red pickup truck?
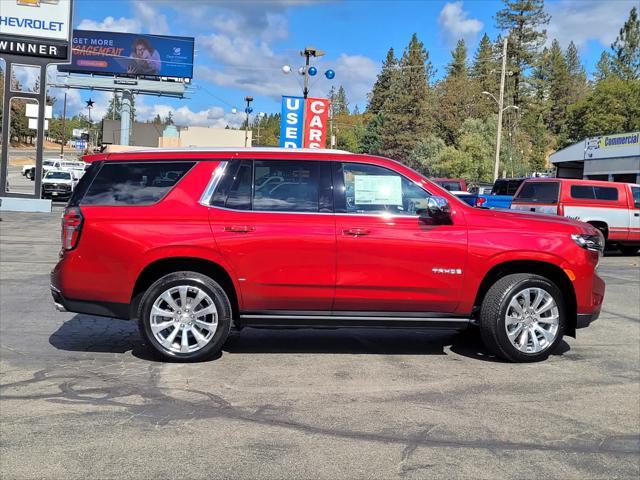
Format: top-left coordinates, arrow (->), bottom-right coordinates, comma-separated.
51,148 -> 605,363
511,178 -> 640,255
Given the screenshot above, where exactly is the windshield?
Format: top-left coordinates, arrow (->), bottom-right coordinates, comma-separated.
43,160 -> 56,167
514,181 -> 560,203
45,171 -> 72,180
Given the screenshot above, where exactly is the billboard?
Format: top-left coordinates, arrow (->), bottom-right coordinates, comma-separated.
279,96 -> 304,148
0,0 -> 72,41
303,97 -> 329,149
59,30 -> 194,78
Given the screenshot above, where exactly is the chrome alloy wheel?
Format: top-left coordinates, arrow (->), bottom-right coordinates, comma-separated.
150,286 -> 218,354
504,287 -> 559,354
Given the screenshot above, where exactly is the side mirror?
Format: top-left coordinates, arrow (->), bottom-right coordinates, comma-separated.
418,196 -> 451,224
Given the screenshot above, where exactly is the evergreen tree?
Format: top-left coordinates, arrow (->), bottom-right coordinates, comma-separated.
530,113 -> 548,171
447,39 -> 468,78
545,39 -> 571,138
105,93 -> 122,121
379,33 -> 435,162
496,0 -> 550,107
471,33 -> 499,92
436,39 -> 480,144
611,6 -> 640,80
360,112 -> 383,154
594,51 -> 614,81
564,41 -> 588,108
367,48 -> 398,113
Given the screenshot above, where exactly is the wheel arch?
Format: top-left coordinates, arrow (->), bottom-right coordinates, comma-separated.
130,257 -> 240,323
473,260 -> 578,337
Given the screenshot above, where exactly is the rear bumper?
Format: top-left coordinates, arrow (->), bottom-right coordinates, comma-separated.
51,285 -> 130,320
576,310 -> 600,329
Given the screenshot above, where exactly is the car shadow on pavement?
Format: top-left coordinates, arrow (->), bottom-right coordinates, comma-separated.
49,315 -> 570,362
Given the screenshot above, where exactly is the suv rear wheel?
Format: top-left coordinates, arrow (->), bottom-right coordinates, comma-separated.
137,271 -> 232,362
479,274 -> 565,362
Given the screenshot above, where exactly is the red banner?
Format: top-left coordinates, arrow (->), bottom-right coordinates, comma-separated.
303,97 -> 329,148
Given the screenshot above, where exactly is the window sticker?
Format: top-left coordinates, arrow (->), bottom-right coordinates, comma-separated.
354,175 -> 402,205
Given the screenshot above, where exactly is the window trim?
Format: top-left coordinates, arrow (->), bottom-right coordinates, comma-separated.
79,160 -> 197,207
333,160 -> 433,217
199,161 -> 229,206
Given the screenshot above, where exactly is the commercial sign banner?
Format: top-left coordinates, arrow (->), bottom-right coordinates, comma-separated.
597,132 -> 639,149
59,30 -> 195,78
0,0 -> 72,41
303,97 -> 329,149
279,96 -> 304,148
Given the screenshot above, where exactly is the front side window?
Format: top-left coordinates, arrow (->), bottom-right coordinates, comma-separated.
253,160 -> 320,212
81,161 -> 194,205
338,163 -> 430,215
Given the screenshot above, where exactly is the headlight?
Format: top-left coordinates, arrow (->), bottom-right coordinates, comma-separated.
571,233 -> 604,254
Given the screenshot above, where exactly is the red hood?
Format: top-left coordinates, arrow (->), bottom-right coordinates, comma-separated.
467,207 -> 596,234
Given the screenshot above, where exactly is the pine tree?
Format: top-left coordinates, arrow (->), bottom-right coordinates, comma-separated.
565,41 -> 588,105
545,39 -> 571,138
530,113 -> 547,171
447,39 -> 468,78
367,48 -> 398,113
611,6 -> 640,80
495,0 -> 550,107
379,33 -> 435,162
594,51 -> 614,82
471,33 -> 499,91
335,85 -> 349,115
105,93 -> 122,121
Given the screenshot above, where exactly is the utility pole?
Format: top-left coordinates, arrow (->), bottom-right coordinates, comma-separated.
244,96 -> 253,148
494,37 -> 508,182
60,92 -> 67,159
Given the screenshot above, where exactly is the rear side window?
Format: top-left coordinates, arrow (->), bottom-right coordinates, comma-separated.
514,182 -> 560,203
81,161 -> 194,206
254,160 -> 320,212
436,181 -> 462,191
571,185 -> 619,201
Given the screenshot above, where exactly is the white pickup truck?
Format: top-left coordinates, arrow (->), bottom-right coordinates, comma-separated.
41,170 -> 79,200
23,159 -> 86,180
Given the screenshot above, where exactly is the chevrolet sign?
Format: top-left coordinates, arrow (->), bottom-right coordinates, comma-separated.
0,0 -> 71,41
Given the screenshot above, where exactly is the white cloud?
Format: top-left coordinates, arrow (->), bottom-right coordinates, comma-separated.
134,96 -> 242,128
77,16 -> 141,34
76,2 -> 169,35
333,54 -> 378,105
132,2 -> 169,35
546,0 -> 635,49
438,1 -> 484,45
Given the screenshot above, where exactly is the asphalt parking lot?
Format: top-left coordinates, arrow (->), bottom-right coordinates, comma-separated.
1,207 -> 639,479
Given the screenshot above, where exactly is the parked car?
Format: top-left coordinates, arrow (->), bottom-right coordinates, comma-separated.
41,169 -> 78,200
25,159 -> 86,181
458,178 -> 527,209
430,178 -> 468,194
511,178 -> 640,255
51,148 -> 605,363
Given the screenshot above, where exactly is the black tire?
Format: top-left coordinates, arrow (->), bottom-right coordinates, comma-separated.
479,273 -> 566,363
137,271 -> 232,362
619,245 -> 639,256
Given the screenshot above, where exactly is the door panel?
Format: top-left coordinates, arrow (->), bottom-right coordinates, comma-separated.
333,162 -> 467,313
208,159 -> 336,312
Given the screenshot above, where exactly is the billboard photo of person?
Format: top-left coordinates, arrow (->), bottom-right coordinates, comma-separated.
127,38 -> 161,76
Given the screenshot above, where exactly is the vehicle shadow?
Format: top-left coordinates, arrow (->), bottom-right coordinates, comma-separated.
49,315 -> 570,362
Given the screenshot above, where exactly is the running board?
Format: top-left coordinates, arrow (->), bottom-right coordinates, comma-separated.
239,311 -> 470,329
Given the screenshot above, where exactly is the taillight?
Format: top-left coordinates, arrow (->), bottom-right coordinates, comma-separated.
475,197 -> 487,207
61,206 -> 83,251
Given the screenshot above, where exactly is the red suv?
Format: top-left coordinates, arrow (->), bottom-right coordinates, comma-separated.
51,148 -> 605,363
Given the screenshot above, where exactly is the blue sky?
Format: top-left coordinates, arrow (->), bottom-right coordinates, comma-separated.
50,0 -> 637,128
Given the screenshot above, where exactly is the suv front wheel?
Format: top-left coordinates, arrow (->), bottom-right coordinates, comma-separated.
479,274 -> 566,362
137,271 -> 232,362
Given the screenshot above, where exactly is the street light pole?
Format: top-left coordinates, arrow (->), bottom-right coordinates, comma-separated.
300,46 -> 325,99
60,92 -> 67,159
244,96 -> 253,148
493,37 -> 508,181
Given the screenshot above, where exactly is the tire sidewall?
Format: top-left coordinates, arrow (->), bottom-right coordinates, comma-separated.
138,273 -> 231,362
494,277 -> 566,362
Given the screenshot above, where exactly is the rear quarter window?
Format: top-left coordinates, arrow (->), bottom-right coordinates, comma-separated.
81,161 -> 195,206
514,182 -> 560,203
570,185 -> 619,201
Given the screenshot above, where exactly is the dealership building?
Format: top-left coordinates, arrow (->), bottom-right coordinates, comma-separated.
550,131 -> 640,183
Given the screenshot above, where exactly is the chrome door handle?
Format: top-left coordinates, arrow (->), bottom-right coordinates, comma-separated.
224,225 -> 255,233
343,228 -> 371,236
